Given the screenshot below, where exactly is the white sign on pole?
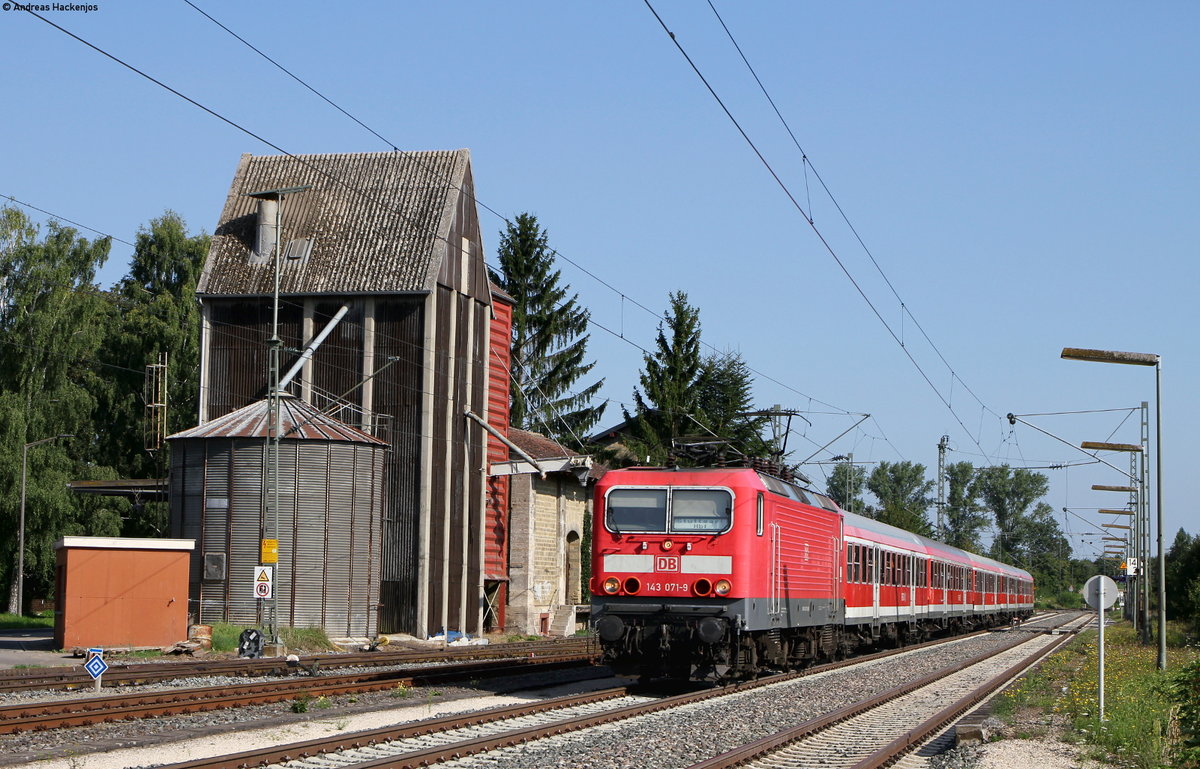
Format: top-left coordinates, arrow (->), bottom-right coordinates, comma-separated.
254,565 -> 273,600
1083,575 -> 1118,610
1083,574 -> 1117,720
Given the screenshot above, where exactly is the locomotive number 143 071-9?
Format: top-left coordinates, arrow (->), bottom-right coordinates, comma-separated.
641,582 -> 692,593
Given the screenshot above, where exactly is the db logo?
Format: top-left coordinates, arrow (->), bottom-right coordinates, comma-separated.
654,555 -> 680,572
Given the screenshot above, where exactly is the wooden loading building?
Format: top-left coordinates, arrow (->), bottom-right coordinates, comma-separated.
189,149 -> 511,638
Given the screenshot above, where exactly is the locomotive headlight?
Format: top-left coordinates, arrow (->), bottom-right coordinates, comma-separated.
662,540 -> 673,551
602,577 -> 620,594
714,579 -> 732,596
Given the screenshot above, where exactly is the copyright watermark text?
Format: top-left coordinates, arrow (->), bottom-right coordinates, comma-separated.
2,3 -> 101,11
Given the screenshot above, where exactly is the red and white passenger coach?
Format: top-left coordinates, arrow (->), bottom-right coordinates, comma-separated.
590,466 -> 1033,681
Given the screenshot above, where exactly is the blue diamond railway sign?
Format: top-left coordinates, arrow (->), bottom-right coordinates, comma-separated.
84,654 -> 109,680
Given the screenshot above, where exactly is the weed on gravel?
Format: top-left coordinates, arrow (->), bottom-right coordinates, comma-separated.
994,622 -> 1199,768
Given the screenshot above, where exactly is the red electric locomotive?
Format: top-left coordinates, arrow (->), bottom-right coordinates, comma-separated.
590,465 -> 1033,681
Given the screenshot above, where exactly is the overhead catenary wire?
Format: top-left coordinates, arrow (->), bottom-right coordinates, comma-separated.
177,0 -> 854,420
641,1 -> 1000,468
1,194 -> 136,248
28,4 -> 942,474
706,0 -> 999,426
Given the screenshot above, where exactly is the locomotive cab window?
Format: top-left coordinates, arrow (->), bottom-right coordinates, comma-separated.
605,488 -> 668,532
671,489 -> 733,533
604,487 -> 733,534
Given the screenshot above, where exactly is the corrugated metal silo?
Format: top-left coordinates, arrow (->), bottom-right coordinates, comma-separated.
168,394 -> 388,638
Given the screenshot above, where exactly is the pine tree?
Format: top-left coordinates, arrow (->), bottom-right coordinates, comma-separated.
695,352 -> 770,459
623,291 -> 704,464
488,213 -> 604,446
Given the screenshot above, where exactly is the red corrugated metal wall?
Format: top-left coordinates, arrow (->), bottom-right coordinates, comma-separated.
484,292 -> 513,629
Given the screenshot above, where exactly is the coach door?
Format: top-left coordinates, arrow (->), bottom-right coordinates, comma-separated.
871,546 -> 880,623
909,556 -> 918,615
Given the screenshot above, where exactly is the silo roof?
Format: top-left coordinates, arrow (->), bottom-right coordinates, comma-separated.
167,395 -> 388,445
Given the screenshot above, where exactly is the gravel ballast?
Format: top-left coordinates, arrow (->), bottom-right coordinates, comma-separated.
0,629 -> 1069,769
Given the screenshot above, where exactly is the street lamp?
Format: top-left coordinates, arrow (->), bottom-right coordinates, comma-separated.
1083,441 -> 1144,635
1062,346 -> 1165,670
12,434 -> 73,616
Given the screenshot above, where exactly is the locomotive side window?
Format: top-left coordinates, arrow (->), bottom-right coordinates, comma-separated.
671,489 -> 733,533
606,489 -> 668,532
756,492 -> 764,536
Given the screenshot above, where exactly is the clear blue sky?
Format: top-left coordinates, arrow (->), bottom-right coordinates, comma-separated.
3,2 -> 1196,563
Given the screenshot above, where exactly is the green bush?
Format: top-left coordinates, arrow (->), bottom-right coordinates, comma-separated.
1170,656 -> 1200,768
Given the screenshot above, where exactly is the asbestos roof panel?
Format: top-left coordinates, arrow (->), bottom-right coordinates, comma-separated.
167,395 -> 388,445
508,428 -> 581,460
197,150 -> 469,296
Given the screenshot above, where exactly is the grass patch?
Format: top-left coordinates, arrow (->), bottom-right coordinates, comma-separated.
502,633 -> 540,643
0,612 -> 54,630
206,623 -> 335,654
280,626 -> 335,652
208,623 -> 244,653
995,620 -> 1200,768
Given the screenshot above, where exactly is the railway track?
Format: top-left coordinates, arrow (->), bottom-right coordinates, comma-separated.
0,637 -> 596,693
687,614 -> 1091,769
0,654 -> 594,735
136,613 -> 1083,769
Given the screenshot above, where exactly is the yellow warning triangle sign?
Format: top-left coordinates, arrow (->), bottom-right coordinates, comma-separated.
256,569 -> 270,581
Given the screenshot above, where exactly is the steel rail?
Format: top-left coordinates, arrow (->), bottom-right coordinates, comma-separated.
0,655 -> 593,735
686,614 -> 1088,769
849,615 -> 1088,769
147,613 -> 1079,769
0,637 -> 596,693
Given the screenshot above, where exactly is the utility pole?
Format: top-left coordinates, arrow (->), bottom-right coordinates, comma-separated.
246,184 -> 309,650
844,453 -> 855,514
936,435 -> 949,540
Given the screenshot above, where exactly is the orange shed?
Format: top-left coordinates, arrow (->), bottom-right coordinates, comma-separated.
54,537 -> 194,650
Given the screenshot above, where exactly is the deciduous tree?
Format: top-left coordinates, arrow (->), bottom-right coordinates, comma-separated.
866,460 -> 933,536
943,461 -> 988,550
95,212 -> 209,535
974,465 -> 1049,564
826,462 -> 868,515
0,207 -> 124,610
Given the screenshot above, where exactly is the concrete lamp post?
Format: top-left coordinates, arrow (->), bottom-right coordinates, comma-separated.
1062,346 -> 1166,670
12,434 -> 73,616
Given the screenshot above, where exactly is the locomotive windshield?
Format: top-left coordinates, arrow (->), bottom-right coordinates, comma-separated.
605,487 -> 732,534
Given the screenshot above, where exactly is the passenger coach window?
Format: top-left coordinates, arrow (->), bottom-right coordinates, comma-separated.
671,489 -> 733,533
606,489 -> 667,532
